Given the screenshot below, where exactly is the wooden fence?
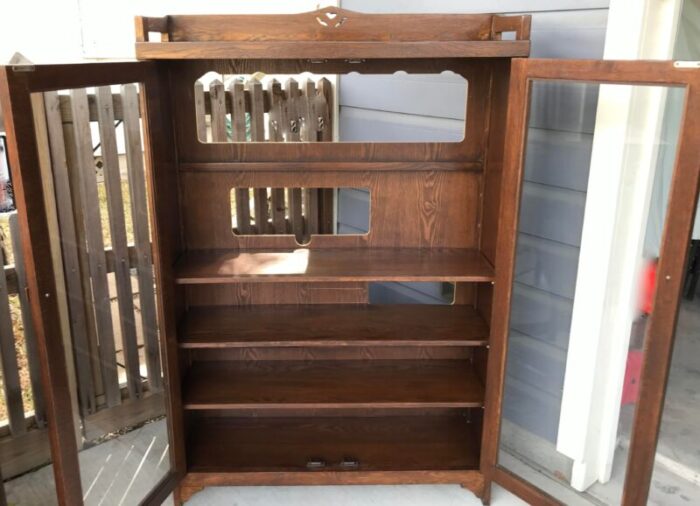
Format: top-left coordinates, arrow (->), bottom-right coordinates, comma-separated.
0,76 -> 337,482
196,76 -> 335,243
0,85 -> 164,480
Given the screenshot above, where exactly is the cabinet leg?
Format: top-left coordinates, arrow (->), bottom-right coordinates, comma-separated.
174,485 -> 204,504
461,473 -> 486,501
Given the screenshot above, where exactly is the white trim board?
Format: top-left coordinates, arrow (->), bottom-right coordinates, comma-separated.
555,0 -> 684,492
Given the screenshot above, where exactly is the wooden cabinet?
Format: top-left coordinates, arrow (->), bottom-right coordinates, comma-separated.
2,7 -> 699,506
138,9 -> 532,502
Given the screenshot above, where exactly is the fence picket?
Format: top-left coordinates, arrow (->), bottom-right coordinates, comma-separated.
317,77 -> 334,142
248,79 -> 269,234
70,88 -> 121,408
194,80 -> 207,142
267,79 -> 286,234
0,235 -> 25,435
44,91 -> 97,414
228,80 -> 251,234
209,79 -> 227,142
8,213 -> 45,427
121,84 -> 162,392
95,87 -> 142,399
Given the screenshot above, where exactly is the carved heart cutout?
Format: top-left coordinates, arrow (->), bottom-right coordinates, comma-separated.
315,10 -> 348,28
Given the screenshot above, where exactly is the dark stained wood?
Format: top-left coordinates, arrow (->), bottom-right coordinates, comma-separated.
0,65 -> 84,506
185,281 -> 368,307
179,304 -> 489,348
174,248 -> 494,284
183,360 -> 484,410
178,161 -> 482,172
181,171 -> 481,250
484,59 -> 700,506
136,41 -> 530,60
140,63 -> 188,488
167,8 -> 495,42
188,347 -> 472,363
621,66 -> 700,506
168,58 -> 491,164
493,467 -> 562,506
187,414 -> 481,474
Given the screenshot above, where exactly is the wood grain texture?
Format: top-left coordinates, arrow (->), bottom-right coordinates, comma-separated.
166,8 -> 494,42
183,360 -> 484,410
136,40 -> 530,60
175,248 -> 494,284
0,65 -> 84,506
186,414 -> 481,474
168,58 -> 492,164
179,304 -> 489,348
185,282 -> 368,307
180,171 -> 480,249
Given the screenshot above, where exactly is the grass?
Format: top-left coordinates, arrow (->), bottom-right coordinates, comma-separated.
0,172 -> 134,423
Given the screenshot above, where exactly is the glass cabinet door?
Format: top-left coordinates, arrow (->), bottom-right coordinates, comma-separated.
484,59 -> 700,506
0,62 -> 180,505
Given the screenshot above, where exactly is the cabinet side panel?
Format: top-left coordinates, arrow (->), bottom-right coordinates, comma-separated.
142,63 -> 187,478
480,60 -> 511,265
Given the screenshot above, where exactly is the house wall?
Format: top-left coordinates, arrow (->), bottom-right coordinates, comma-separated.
338,0 -> 609,446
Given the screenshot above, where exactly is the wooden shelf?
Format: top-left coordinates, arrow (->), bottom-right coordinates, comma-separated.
174,248 -> 495,284
179,304 -> 489,348
183,360 -> 484,410
136,40 -> 530,60
187,414 -> 481,474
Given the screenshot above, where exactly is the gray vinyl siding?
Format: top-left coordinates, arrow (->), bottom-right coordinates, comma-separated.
338,0 -> 608,444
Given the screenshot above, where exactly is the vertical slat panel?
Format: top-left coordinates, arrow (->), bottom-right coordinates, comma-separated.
95,86 -> 142,399
209,79 -> 227,142
302,79 -> 321,236
302,78 -> 318,142
229,80 -> 251,234
229,81 -> 247,142
267,79 -> 283,142
0,237 -> 25,435
63,105 -> 104,407
288,187 -> 304,242
284,78 -> 301,142
122,84 -> 162,392
317,78 -> 335,233
8,212 -> 45,427
267,79 -> 286,234
44,91 -> 97,414
193,80 -> 207,142
70,88 -> 121,408
248,79 -> 269,234
317,77 -> 334,142
284,79 -> 304,241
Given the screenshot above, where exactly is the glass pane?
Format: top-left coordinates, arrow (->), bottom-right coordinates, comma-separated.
497,80 -> 686,505
194,71 -> 468,143
1,212 -> 59,504
36,85 -> 171,505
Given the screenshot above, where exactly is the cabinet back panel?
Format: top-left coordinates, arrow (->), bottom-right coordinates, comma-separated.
180,170 -> 480,249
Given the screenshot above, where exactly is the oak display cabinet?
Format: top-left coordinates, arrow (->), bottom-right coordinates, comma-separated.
2,8 -> 700,506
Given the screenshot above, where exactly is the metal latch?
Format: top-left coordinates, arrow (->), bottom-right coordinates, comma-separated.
306,458 -> 327,470
339,457 -> 360,469
674,61 -> 700,69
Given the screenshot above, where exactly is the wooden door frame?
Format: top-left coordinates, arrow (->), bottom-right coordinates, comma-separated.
0,61 -> 184,505
483,58 -> 700,506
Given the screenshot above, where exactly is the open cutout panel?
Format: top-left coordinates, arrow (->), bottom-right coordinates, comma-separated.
195,71 -> 468,143
231,187 -> 369,246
